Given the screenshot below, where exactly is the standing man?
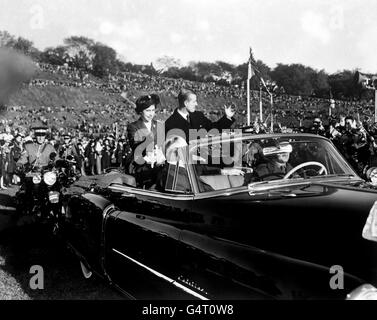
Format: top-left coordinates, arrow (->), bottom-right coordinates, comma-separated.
165,88 -> 236,142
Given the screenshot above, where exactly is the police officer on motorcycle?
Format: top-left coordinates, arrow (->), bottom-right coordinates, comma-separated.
15,122 -> 58,221
17,122 -> 57,169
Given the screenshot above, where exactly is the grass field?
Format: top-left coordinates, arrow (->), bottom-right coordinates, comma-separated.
0,186 -> 124,300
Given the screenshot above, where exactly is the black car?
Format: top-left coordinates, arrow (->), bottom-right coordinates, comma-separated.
62,133 -> 377,300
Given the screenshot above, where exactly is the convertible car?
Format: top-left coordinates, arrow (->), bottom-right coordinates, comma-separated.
62,133 -> 377,300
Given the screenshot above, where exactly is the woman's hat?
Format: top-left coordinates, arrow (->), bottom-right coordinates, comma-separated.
135,94 -> 160,114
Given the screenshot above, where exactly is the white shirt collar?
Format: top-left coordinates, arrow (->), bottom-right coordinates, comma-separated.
177,108 -> 189,121
144,121 -> 152,132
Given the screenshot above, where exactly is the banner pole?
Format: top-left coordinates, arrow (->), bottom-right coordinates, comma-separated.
247,79 -> 250,126
375,90 -> 377,123
270,93 -> 273,132
259,84 -> 263,122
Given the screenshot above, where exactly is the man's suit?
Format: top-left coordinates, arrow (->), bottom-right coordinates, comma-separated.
165,108 -> 235,142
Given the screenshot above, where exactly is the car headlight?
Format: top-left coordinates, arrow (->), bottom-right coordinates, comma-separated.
362,201 -> 377,242
32,174 -> 42,184
346,284 -> 377,300
43,171 -> 57,186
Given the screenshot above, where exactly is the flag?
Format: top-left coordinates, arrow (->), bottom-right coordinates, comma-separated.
248,47 -> 261,79
247,60 -> 254,80
247,47 -> 256,80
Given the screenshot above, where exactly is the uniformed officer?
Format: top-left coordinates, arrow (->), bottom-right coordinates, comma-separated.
58,133 -> 79,161
17,123 -> 57,169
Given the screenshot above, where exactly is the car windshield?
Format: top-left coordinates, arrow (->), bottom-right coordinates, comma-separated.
187,134 -> 358,193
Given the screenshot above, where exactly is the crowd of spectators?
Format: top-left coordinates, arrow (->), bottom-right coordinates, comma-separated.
0,119 -> 133,189
1,62 -> 377,187
29,62 -> 377,129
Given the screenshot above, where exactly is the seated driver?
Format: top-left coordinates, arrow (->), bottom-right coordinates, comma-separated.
253,142 -> 294,180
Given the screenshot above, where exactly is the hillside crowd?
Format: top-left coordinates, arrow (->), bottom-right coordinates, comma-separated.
1,62 -> 377,188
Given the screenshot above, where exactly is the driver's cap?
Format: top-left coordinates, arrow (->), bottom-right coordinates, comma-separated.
263,142 -> 293,156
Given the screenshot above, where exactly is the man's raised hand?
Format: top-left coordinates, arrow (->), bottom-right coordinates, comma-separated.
224,105 -> 235,119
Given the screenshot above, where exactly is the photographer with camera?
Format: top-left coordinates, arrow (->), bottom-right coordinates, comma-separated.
337,116 -> 369,174
57,132 -> 81,174
309,117 -> 326,137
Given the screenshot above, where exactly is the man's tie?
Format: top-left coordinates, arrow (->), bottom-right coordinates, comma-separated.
187,114 -> 191,125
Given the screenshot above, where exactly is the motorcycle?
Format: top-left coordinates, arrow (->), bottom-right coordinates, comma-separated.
15,153 -> 80,234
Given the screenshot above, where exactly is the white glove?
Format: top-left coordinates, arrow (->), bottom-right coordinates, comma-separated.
144,153 -> 156,168
154,146 -> 166,165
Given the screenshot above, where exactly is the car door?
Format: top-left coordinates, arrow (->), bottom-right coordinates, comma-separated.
104,185 -> 205,299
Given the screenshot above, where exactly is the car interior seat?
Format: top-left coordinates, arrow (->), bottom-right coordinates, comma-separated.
104,171 -> 137,187
199,175 -> 244,191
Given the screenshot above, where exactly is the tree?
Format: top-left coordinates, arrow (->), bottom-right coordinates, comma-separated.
164,66 -> 181,79
0,30 -> 16,48
236,60 -> 271,89
328,70 -> 363,100
311,70 -> 330,97
40,46 -> 67,65
271,63 -> 314,96
178,66 -> 197,81
13,37 -> 35,55
215,61 -> 235,73
63,36 -> 95,48
63,36 -> 96,71
92,44 -> 117,78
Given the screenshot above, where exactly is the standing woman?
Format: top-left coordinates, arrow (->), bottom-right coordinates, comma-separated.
85,138 -> 96,176
101,138 -> 112,172
127,94 -> 165,188
95,137 -> 103,175
114,139 -> 125,168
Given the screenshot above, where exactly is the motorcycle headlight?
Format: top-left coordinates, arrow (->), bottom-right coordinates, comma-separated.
346,284 -> 377,300
32,174 -> 42,184
43,171 -> 57,186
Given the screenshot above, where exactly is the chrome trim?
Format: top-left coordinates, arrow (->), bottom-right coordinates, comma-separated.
108,184 -> 194,201
192,177 -> 365,200
111,283 -> 137,300
188,133 -> 331,153
101,204 -> 116,283
112,248 -> 209,300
